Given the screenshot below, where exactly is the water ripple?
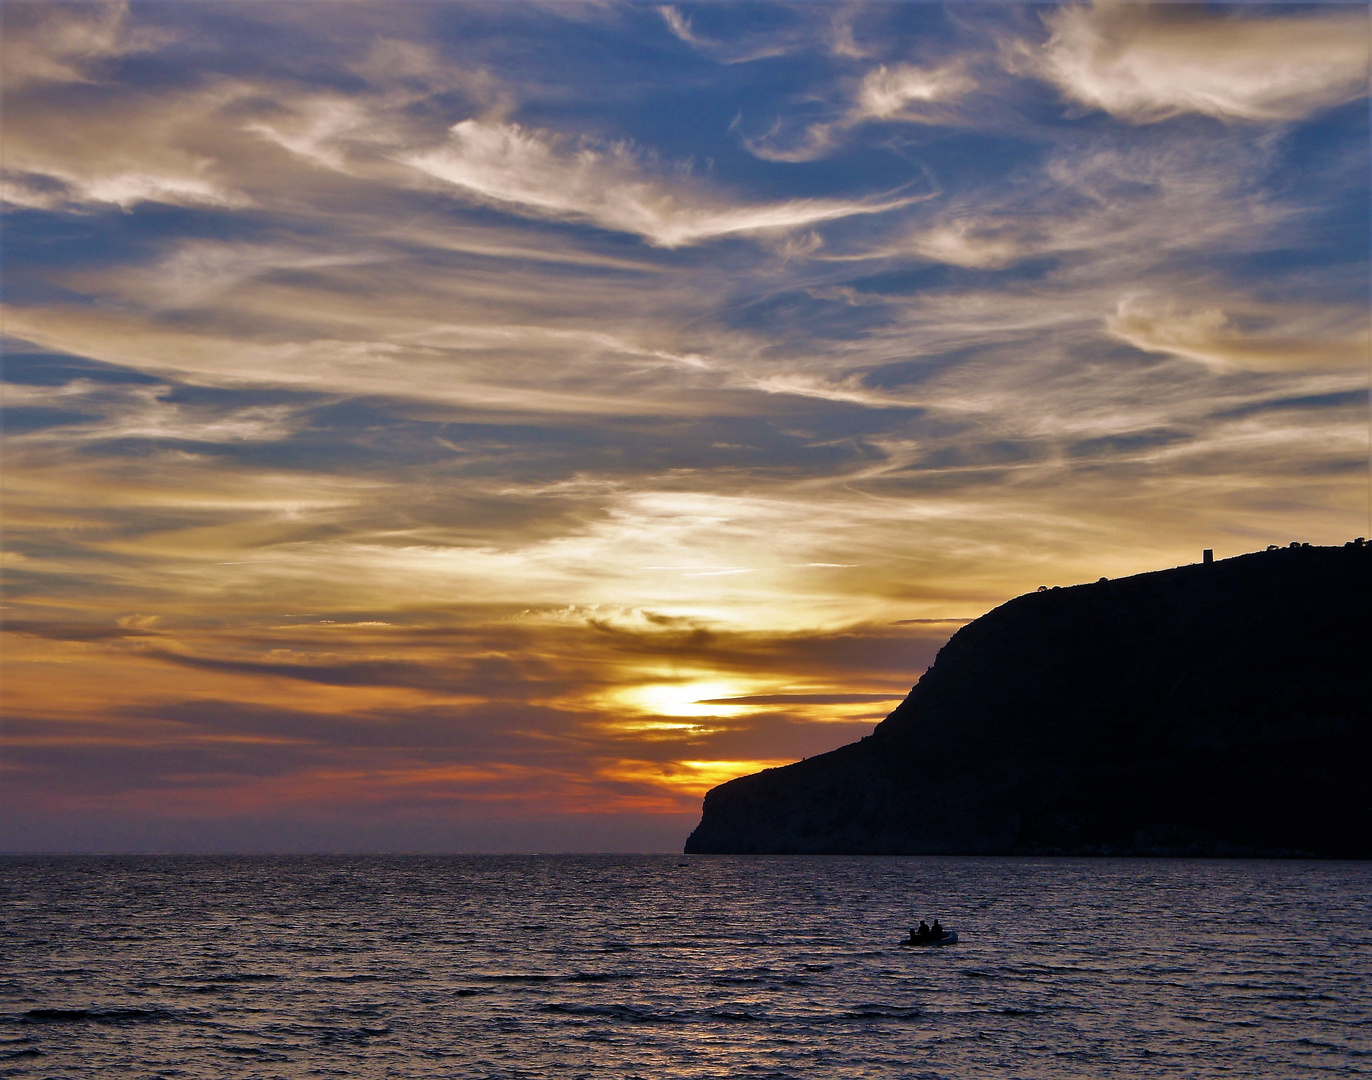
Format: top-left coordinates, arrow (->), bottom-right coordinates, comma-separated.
2,854 -> 1369,1078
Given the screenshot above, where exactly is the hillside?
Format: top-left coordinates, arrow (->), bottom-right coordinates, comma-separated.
685,542 -> 1371,857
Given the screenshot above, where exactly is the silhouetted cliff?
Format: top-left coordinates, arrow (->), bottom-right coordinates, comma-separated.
686,543 -> 1371,857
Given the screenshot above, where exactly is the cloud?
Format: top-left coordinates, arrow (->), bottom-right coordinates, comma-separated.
1,379 -> 301,445
402,119 -> 915,246
658,5 -> 706,48
1,80 -> 253,210
1107,299 -> 1371,372
0,604 -> 948,841
2,621 -> 160,643
1,25 -> 493,213
696,693 -> 903,705
0,1 -> 169,90
1033,3 -> 1371,123
244,96 -> 381,172
146,649 -> 539,696
656,4 -> 812,64
901,221 -> 1025,269
749,373 -> 904,407
741,60 -> 977,162
853,62 -> 976,122
823,129 -> 1292,271
827,6 -> 873,61
84,241 -> 383,311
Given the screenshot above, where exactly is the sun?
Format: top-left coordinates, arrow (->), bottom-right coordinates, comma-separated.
618,680 -> 751,719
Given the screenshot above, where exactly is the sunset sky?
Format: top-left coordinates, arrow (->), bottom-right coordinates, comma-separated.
2,1 -> 1368,852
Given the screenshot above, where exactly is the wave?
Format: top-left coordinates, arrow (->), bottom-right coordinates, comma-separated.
18,1007 -> 178,1025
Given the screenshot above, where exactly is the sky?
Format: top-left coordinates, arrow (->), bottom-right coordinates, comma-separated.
2,1 -> 1368,853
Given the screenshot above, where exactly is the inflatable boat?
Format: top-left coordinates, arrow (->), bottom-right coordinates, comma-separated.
901,930 -> 958,946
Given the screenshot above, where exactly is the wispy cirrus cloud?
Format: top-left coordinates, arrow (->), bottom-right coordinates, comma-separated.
852,61 -> 976,122
1107,298 -> 1371,373
0,0 -> 169,90
1030,2 -> 1371,124
2,378 -> 302,445
0,76 -> 257,210
740,58 -> 978,162
821,126 -> 1294,275
657,4 -> 817,64
402,119 -> 918,246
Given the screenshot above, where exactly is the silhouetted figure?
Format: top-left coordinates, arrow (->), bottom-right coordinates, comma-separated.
909,920 -> 931,943
930,919 -> 943,939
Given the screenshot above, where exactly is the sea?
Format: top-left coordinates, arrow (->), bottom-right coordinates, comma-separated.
2,855 -> 1368,1079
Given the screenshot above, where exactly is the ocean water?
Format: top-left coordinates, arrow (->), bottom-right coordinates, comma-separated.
2,855 -> 1368,1079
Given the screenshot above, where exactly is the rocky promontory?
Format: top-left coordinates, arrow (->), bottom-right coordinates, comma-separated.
686,542 -> 1370,857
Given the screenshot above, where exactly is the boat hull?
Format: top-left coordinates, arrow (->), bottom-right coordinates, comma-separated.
901,930 -> 958,946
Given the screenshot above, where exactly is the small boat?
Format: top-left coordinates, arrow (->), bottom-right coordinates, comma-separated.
901,930 -> 958,946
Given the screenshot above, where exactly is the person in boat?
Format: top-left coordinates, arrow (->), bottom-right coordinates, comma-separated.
930,919 -> 943,939
909,920 -> 931,943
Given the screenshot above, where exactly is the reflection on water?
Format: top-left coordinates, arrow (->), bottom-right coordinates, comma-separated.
3,855 -> 1369,1078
